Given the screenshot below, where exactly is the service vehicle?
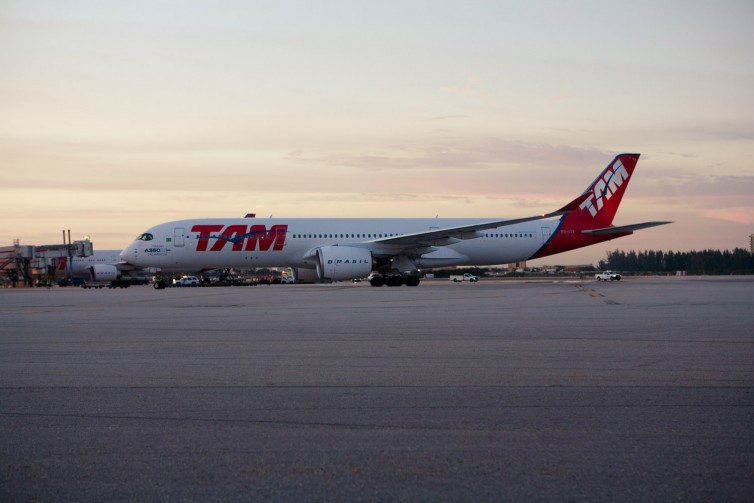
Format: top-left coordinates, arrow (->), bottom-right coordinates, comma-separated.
450,273 -> 479,282
173,275 -> 200,286
595,271 -> 621,281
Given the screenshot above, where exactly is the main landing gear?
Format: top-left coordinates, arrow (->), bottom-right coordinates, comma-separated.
368,273 -> 420,287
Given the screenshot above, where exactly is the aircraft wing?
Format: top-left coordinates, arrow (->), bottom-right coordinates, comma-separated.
581,221 -> 673,236
368,193 -> 590,248
112,261 -> 143,271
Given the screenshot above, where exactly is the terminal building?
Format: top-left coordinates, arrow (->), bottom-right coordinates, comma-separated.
1,239 -> 93,287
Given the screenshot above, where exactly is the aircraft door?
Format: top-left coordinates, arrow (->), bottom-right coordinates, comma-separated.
174,227 -> 185,247
541,226 -> 552,243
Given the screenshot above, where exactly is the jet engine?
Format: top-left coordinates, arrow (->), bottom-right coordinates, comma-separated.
88,264 -> 119,282
315,246 -> 373,281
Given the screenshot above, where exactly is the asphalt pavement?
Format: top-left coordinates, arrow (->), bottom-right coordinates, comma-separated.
1,277 -> 752,501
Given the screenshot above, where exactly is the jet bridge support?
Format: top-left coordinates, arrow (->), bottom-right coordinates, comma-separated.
1,239 -> 94,287
1,244 -> 35,287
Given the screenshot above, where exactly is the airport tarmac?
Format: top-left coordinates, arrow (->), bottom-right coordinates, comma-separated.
1,276 -> 752,501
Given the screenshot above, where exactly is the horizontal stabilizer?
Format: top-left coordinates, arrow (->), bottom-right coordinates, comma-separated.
581,221 -> 673,236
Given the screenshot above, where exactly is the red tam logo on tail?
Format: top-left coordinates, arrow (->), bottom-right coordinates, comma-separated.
578,159 -> 630,217
570,153 -> 639,227
530,153 -> 641,260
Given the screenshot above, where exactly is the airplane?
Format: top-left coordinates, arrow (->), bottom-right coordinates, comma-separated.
57,250 -> 150,284
119,153 -> 671,287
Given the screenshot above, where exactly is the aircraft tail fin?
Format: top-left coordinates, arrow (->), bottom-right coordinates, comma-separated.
531,153 -> 655,259
574,153 -> 640,227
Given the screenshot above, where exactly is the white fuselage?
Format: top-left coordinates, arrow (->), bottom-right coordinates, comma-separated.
71,250 -> 121,275
56,251 -> 123,278
120,217 -> 562,273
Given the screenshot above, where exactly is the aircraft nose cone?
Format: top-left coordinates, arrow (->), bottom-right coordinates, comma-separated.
120,244 -> 137,263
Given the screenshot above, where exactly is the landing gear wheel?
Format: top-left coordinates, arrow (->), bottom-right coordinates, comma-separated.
369,275 -> 384,287
386,275 -> 404,287
405,275 -> 420,287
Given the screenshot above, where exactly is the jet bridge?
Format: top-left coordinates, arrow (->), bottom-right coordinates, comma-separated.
1,240 -> 93,287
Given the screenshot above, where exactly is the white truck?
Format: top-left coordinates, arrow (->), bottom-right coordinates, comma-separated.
173,275 -> 200,286
595,271 -> 621,281
450,273 -> 479,283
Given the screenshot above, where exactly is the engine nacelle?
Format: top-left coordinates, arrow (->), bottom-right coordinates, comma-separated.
88,264 -> 119,282
316,246 -> 372,281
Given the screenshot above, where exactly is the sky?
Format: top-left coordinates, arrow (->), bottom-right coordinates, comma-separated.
1,0 -> 753,266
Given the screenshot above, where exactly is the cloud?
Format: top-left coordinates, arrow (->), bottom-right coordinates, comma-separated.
288,138 -> 610,174
703,207 -> 754,225
680,121 -> 754,142
657,173 -> 749,189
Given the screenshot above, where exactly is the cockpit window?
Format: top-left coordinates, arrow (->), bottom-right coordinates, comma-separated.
137,233 -> 154,241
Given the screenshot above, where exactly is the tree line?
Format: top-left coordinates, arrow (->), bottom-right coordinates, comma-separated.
598,249 -> 754,275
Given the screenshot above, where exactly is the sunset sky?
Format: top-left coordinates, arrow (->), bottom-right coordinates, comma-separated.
1,1 -> 752,265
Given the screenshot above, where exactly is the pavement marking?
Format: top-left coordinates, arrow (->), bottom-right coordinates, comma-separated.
575,283 -> 619,304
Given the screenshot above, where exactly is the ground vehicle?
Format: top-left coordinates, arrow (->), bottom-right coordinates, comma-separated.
173,275 -> 200,286
450,273 -> 479,283
595,271 -> 621,281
